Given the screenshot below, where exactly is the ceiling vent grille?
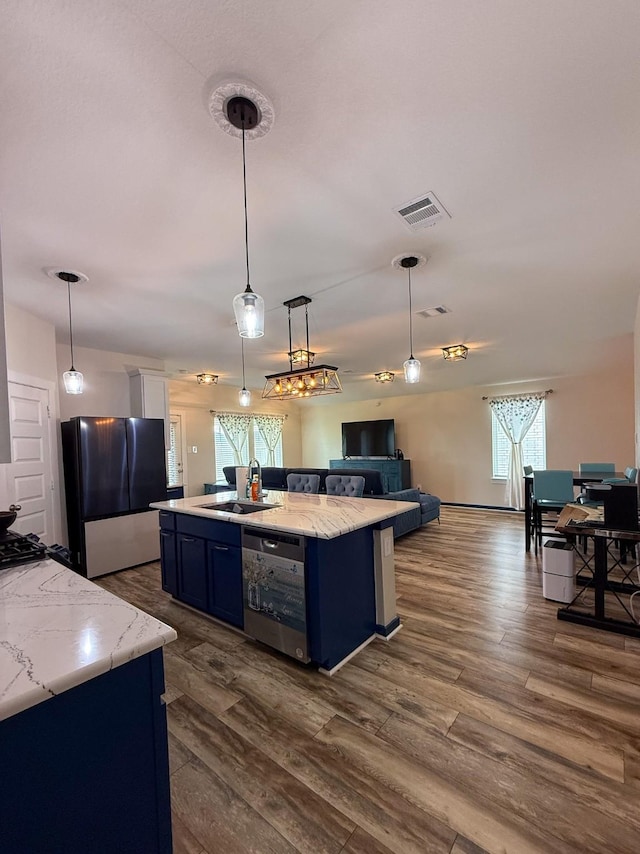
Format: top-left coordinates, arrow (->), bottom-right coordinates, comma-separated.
394,191 -> 451,231
418,305 -> 451,318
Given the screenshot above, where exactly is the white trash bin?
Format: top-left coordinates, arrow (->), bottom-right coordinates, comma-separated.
542,540 -> 576,603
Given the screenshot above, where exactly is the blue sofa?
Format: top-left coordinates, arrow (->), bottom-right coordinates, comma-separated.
212,466 -> 440,539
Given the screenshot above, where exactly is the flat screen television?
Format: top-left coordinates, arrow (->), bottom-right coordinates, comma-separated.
341,419 -> 395,458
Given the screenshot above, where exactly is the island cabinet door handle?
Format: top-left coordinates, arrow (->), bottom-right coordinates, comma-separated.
264,540 -> 279,550
181,536 -> 196,543
213,545 -> 228,552
160,531 -> 171,538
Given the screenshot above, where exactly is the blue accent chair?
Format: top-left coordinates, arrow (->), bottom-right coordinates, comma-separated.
286,473 -> 320,493
578,462 -> 616,475
532,470 -> 575,554
325,474 -> 365,498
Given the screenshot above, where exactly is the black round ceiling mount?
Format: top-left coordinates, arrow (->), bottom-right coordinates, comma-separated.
56,271 -> 81,284
226,96 -> 260,131
400,256 -> 419,269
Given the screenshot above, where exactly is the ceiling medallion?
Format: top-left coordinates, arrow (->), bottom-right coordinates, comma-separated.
197,373 -> 218,385
262,296 -> 342,400
442,344 -> 468,361
375,371 -> 395,383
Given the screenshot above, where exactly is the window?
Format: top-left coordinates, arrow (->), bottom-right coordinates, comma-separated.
492,401 -> 546,478
213,413 -> 284,482
166,416 -> 183,487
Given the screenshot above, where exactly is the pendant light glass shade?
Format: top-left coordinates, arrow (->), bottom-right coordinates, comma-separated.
233,287 -> 264,338
63,369 -> 84,394
403,357 -> 421,383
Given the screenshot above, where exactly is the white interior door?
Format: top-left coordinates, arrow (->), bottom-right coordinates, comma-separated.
5,382 -> 54,540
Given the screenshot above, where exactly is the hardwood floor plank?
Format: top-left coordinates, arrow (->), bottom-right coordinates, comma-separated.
338,826 -> 397,854
171,811 -> 207,854
168,694 -> 355,854
446,714 -> 640,835
450,836 -> 489,854
592,672 -> 640,703
317,714 -> 565,854
168,730 -> 195,776
377,711 -> 639,853
171,757 -> 298,854
220,697 -> 456,854
163,648 -> 243,716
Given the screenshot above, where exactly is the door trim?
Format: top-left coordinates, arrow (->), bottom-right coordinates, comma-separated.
6,370 -> 62,544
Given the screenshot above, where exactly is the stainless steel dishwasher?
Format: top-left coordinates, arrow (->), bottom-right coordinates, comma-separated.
241,527 -> 308,662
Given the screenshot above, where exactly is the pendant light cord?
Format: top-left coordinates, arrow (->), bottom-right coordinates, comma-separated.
241,337 -> 246,387
67,280 -> 76,370
408,266 -> 414,358
241,118 -> 251,291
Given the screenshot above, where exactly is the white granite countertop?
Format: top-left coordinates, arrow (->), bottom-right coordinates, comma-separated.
151,490 -> 419,539
0,559 -> 176,722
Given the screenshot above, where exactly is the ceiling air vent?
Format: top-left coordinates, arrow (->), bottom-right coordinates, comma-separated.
394,191 -> 451,231
418,305 -> 451,318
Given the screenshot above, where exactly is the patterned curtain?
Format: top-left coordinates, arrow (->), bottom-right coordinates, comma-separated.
489,393 -> 546,510
215,411 -> 252,466
254,413 -> 286,466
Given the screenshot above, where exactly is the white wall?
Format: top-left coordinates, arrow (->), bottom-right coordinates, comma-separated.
300,338 -> 635,507
56,343 -> 164,420
169,379 -> 303,497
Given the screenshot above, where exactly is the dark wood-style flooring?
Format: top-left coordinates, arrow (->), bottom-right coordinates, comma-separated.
98,507 -> 640,854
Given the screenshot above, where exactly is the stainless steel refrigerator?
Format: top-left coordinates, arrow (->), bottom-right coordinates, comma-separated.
61,417 -> 167,578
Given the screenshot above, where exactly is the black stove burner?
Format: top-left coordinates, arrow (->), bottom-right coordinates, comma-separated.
0,531 -> 48,568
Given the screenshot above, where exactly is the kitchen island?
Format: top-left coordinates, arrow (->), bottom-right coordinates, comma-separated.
151,490 -> 418,672
0,558 -> 176,854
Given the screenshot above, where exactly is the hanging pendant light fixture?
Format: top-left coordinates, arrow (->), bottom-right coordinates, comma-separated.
392,254 -> 427,384
227,96 -> 265,338
56,271 -> 84,394
239,338 -> 251,407
263,296 -> 342,400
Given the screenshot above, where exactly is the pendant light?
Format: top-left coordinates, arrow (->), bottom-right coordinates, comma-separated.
58,271 -> 84,394
228,96 -> 265,339
239,338 -> 251,407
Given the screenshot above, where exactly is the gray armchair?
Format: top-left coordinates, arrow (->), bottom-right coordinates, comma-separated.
286,473 -> 320,493
325,474 -> 365,497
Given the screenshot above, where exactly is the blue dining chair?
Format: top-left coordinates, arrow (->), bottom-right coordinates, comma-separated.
532,470 -> 575,554
578,463 -> 616,475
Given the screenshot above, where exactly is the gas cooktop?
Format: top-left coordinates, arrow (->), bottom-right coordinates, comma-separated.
0,532 -> 49,569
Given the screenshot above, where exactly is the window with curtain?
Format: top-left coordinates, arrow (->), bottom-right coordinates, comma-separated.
213,412 -> 285,481
492,402 -> 546,478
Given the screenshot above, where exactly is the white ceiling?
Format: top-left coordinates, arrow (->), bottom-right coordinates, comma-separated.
2,0 -> 640,400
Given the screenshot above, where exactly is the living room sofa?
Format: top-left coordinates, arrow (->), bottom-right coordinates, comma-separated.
207,466 -> 440,539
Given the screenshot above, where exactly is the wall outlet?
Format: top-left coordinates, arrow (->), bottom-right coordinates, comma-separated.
190,446 -> 198,454
416,483 -> 422,491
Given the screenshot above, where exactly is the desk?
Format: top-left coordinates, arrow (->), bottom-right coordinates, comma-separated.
555,504 -> 640,638
524,471 -> 624,552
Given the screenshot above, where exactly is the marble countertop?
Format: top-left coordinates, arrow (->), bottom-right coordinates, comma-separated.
151,490 -> 419,539
0,559 -> 176,722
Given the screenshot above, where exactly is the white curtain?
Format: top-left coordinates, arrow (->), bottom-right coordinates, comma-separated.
489,393 -> 546,510
215,411 -> 252,465
254,413 -> 286,466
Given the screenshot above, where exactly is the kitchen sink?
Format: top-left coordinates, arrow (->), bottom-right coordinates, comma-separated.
198,500 -> 278,515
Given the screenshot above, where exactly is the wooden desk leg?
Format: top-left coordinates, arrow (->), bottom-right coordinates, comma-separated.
593,536 -> 607,620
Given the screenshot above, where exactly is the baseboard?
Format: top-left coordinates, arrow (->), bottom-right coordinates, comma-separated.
440,502 -> 518,512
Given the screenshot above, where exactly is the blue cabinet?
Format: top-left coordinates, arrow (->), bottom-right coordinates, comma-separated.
329,458 -> 411,492
207,542 -> 243,627
177,533 -> 208,610
160,513 -> 243,628
159,530 -> 177,595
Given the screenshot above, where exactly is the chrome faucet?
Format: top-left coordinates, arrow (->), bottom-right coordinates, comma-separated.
248,458 -> 262,498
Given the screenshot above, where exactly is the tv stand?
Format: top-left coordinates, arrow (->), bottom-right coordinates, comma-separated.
330,459 -> 411,493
